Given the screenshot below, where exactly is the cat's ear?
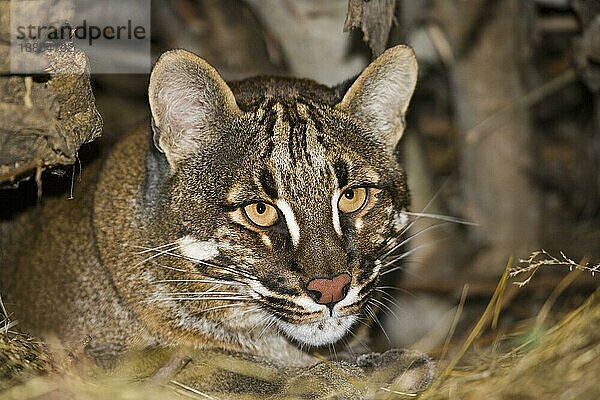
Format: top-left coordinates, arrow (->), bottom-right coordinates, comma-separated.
337,45 -> 418,152
148,49 -> 242,167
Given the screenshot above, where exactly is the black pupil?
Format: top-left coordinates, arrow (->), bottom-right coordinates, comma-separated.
256,202 -> 266,214
344,190 -> 355,200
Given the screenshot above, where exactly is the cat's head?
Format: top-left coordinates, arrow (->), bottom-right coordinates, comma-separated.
145,46 -> 417,347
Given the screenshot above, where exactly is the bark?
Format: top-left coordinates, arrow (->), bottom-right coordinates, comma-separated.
245,0 -> 368,86
0,1 -> 102,187
344,0 -> 397,56
450,0 -> 541,276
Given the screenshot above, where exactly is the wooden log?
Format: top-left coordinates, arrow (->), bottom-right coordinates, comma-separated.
0,2 -> 102,187
344,0 -> 397,56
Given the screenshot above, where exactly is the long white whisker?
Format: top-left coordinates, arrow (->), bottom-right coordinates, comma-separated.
153,279 -> 244,286
374,288 -> 405,307
152,296 -> 252,302
403,211 -> 477,226
345,325 -> 371,352
380,245 -> 426,271
133,244 -> 257,281
165,291 -> 243,296
369,297 -> 400,322
134,244 -> 183,267
133,241 -> 181,255
148,262 -> 189,273
378,221 -> 447,261
366,304 -> 391,344
256,316 -> 277,341
223,306 -> 262,321
159,250 -> 258,281
375,285 -> 414,297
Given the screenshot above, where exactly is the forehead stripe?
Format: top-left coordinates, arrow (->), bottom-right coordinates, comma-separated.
276,199 -> 301,247
333,160 -> 349,189
259,168 -> 278,199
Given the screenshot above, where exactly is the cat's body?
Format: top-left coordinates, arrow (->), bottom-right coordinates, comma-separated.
1,46 -> 434,395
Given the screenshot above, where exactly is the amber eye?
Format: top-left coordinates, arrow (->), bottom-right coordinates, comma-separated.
243,202 -> 279,227
338,187 -> 368,213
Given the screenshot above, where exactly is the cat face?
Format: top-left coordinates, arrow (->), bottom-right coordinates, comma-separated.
146,47 -> 417,347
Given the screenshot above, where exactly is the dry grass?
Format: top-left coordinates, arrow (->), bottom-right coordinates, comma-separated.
419,252 -> 600,400
419,289 -> 600,399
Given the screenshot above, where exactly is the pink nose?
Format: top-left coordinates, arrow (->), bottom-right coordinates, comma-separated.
306,273 -> 352,305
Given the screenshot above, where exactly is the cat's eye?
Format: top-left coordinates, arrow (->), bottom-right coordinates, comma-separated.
338,187 -> 368,213
243,202 -> 279,227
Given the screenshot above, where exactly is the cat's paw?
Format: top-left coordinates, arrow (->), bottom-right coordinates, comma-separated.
280,348 -> 435,399
356,348 -> 436,394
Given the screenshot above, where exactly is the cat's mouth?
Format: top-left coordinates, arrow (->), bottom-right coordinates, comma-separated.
275,314 -> 358,347
249,290 -> 365,346
263,288 -> 368,346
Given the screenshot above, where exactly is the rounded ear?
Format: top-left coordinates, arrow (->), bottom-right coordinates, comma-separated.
148,49 -> 242,167
336,45 -> 418,152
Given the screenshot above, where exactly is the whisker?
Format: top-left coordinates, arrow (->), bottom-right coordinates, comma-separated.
403,211 -> 477,226
165,291 -> 243,296
153,278 -> 244,286
329,342 -> 338,360
152,296 -> 253,302
376,186 -> 445,255
375,285 -> 414,297
365,304 -> 391,344
248,312 -> 273,335
148,261 -> 189,274
133,241 -> 182,255
197,303 -> 249,313
134,244 -> 184,268
380,244 -> 426,271
159,250 -> 258,281
204,284 -> 222,293
345,326 -> 371,352
134,243 -> 257,282
215,306 -> 264,329
256,315 -> 277,340
373,288 -> 404,307
378,221 -> 447,261
376,217 -> 417,256
147,262 -> 250,287
369,297 -> 400,322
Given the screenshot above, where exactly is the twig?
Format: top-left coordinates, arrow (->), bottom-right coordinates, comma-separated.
512,250 -> 600,287
149,353 -> 192,385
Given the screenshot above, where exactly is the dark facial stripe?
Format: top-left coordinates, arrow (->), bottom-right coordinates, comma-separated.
334,159 -> 349,189
260,294 -> 303,311
259,169 -> 278,199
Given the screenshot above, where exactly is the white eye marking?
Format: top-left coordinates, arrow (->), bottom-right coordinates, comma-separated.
276,199 -> 300,247
179,236 -> 220,261
261,234 -> 272,249
331,189 -> 343,236
394,211 -> 409,231
355,217 -> 363,232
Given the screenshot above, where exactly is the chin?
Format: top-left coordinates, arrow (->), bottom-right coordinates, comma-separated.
276,314 -> 358,347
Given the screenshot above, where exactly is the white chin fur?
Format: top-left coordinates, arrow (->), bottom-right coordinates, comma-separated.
275,315 -> 357,347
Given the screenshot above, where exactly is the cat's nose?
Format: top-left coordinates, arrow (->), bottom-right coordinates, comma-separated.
306,273 -> 352,306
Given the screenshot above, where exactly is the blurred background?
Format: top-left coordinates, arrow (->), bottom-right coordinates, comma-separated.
1,0 -> 599,357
